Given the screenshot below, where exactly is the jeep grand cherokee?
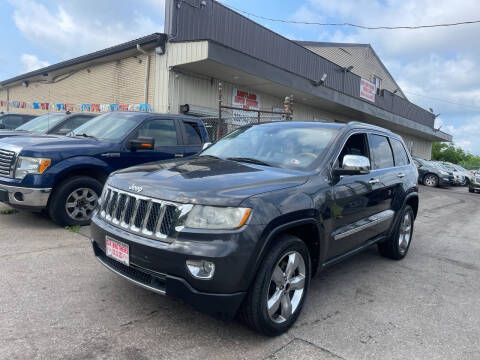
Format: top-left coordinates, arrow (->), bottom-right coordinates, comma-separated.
90,121 -> 419,336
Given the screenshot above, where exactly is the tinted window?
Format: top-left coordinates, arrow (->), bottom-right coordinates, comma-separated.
4,115 -> 24,129
54,116 -> 92,134
369,134 -> 394,169
390,138 -> 410,166
137,120 -> 178,147
183,122 -> 202,145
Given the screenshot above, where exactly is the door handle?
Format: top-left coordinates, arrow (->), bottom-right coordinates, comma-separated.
397,173 -> 406,178
369,178 -> 380,185
174,153 -> 184,158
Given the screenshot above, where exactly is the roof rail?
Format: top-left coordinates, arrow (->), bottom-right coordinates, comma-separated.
347,121 -> 392,132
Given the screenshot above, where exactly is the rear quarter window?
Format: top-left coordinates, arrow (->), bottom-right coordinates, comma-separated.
390,138 -> 410,166
183,122 -> 203,145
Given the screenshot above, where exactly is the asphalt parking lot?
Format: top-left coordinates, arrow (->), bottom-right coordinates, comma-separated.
1,185 -> 479,360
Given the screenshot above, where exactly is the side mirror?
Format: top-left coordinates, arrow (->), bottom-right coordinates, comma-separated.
0,124 -> 5,130
202,142 -> 212,150
129,137 -> 155,152
333,155 -> 371,176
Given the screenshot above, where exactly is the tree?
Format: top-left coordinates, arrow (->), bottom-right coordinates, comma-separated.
432,142 -> 480,169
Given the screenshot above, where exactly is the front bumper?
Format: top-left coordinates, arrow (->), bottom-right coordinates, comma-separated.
438,176 -> 452,187
0,183 -> 51,209
90,214 -> 265,319
470,181 -> 480,190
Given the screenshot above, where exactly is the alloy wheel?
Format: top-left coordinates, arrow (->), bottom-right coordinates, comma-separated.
65,187 -> 98,221
267,251 -> 306,324
398,212 -> 412,255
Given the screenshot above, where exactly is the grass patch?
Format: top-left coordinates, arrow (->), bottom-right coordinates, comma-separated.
0,208 -> 18,215
65,225 -> 81,233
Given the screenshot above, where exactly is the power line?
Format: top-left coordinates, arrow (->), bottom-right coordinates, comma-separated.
405,92 -> 480,110
221,2 -> 480,30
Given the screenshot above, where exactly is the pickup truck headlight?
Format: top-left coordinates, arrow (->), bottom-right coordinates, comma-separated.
184,205 -> 251,230
15,157 -> 51,180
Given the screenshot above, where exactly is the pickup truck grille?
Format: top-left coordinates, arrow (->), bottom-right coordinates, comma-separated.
99,185 -> 182,243
0,149 -> 15,178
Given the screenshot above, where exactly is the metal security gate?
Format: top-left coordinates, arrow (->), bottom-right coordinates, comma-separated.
199,82 -> 294,142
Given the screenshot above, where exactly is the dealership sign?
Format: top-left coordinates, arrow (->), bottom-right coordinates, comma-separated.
232,88 -> 261,109
360,78 -> 376,102
232,88 -> 261,125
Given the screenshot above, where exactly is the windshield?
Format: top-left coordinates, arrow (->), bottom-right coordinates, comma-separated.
453,164 -> 468,172
70,112 -> 139,141
431,162 -> 449,171
202,124 -> 339,169
16,113 -> 66,133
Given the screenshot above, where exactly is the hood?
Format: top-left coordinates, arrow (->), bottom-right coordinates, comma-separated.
0,135 -> 115,160
108,156 -> 310,206
0,129 -> 35,139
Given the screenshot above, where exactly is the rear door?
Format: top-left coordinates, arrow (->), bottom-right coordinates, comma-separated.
119,118 -> 184,169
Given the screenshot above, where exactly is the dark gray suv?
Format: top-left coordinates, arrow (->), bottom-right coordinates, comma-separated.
90,121 -> 419,335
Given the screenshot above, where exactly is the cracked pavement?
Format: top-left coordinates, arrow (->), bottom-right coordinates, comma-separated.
1,186 -> 479,359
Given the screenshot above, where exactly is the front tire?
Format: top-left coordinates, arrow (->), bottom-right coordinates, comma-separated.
48,176 -> 103,226
240,234 -> 311,336
423,174 -> 438,187
378,205 -> 415,260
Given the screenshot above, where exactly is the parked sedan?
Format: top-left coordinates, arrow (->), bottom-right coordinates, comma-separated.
469,174 -> 480,193
437,162 -> 466,186
448,163 -> 473,185
0,112 -> 95,139
413,157 -> 453,187
0,113 -> 35,129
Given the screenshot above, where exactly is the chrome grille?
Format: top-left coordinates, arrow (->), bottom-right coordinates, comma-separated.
0,149 -> 15,178
99,185 -> 182,243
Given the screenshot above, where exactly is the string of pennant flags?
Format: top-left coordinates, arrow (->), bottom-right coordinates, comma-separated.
0,100 -> 152,113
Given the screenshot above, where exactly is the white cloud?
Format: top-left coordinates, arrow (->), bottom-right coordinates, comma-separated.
290,0 -> 480,154
20,54 -> 50,72
10,0 -> 164,60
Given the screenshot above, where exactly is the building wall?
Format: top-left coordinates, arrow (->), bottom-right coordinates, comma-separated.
304,45 -> 406,99
0,50 -> 156,115
397,131 -> 433,160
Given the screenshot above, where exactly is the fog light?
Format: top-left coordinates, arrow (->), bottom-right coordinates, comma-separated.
186,260 -> 215,279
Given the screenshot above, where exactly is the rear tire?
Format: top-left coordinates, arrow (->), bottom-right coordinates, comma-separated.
378,205 -> 415,260
48,176 -> 103,227
239,234 -> 311,336
423,174 -> 438,187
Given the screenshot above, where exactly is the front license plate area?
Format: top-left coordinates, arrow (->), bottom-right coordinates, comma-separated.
106,236 -> 129,266
0,190 -> 8,202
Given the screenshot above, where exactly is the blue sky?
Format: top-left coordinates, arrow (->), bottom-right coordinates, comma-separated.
1,0 -> 480,154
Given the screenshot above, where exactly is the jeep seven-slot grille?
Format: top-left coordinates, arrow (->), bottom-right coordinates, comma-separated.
99,185 -> 179,243
0,149 -> 15,177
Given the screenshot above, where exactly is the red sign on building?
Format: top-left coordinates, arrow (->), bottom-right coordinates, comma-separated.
360,78 -> 376,102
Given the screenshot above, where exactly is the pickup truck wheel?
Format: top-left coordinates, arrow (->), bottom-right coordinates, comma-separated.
48,176 -> 103,226
423,174 -> 438,187
378,205 -> 414,260
239,234 -> 311,336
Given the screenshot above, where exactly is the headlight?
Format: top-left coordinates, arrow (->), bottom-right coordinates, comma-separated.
15,157 -> 51,180
183,205 -> 251,230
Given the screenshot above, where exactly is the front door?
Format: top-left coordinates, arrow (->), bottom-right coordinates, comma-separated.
119,118 -> 185,170
327,132 -> 395,259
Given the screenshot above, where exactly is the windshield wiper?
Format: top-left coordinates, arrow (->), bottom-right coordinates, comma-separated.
227,157 -> 272,167
75,133 -> 98,140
